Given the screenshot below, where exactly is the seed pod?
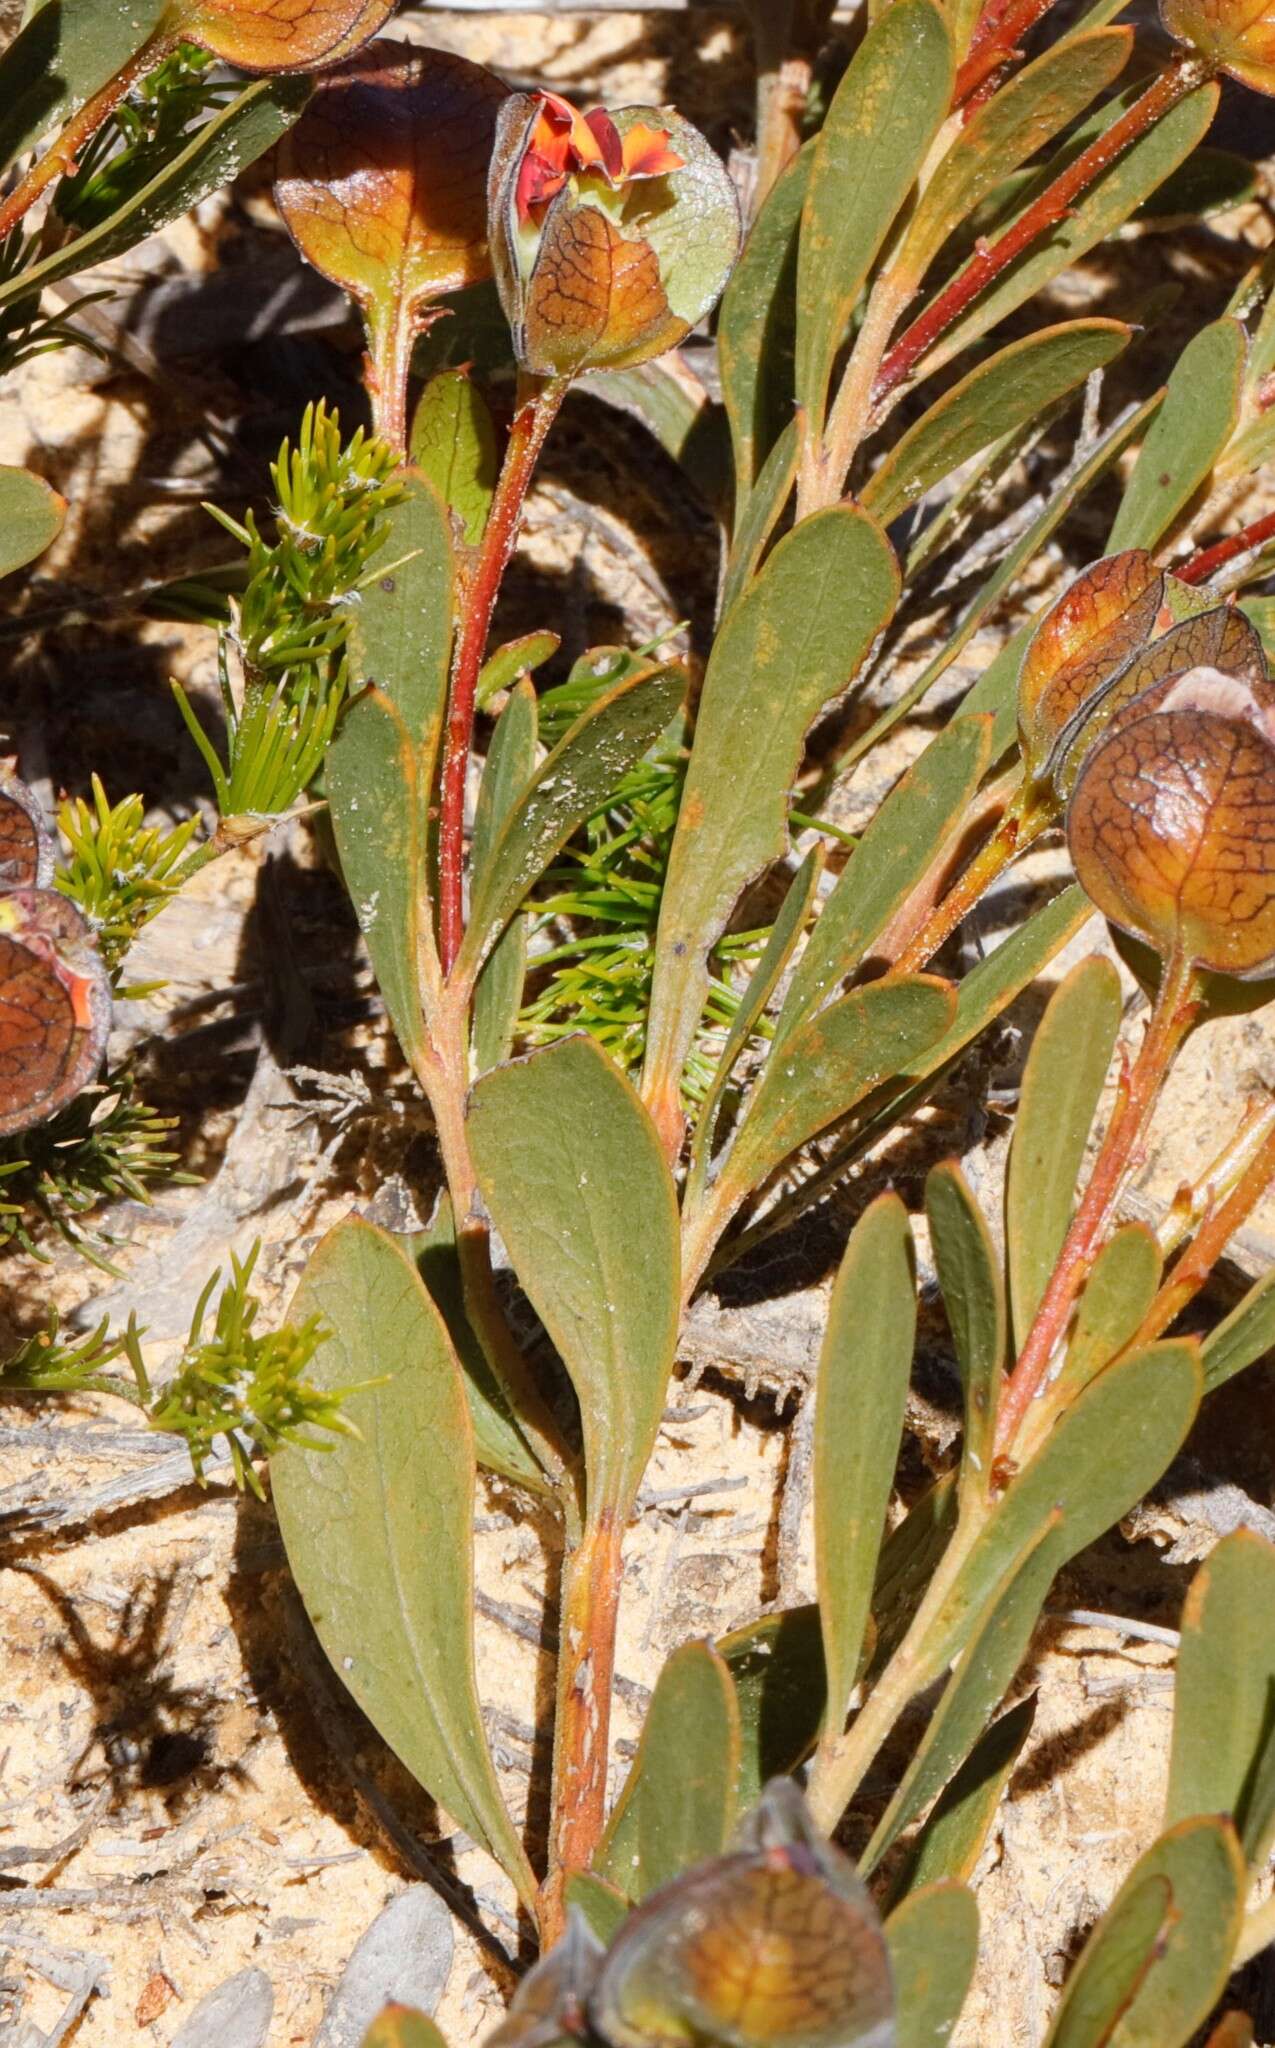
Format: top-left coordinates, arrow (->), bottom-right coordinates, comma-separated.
487,92 -> 741,380
1017,550 -> 1165,781
1067,672 -> 1275,978
1161,0 -> 1275,96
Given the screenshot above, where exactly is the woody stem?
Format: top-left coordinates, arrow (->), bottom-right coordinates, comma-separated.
0,37 -> 167,244
437,373 -> 566,977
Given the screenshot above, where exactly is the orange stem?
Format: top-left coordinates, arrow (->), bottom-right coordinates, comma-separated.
1177,509 -> 1275,587
1128,1106 -> 1275,1351
0,36 -> 167,244
437,374 -> 565,976
541,1511 -> 625,1944
996,947 -> 1202,1452
874,55 -> 1209,405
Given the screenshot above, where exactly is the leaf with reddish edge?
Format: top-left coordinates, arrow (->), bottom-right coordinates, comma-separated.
1017,550 -> 1164,779
173,0 -> 393,76
275,42 -> 509,447
1162,0 -> 1275,94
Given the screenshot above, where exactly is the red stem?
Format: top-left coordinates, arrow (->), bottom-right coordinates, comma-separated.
541,1511 -> 624,1945
0,36 -> 167,244
874,55 -> 1209,405
437,375 -> 565,976
996,947 -> 1202,1452
1177,509 -> 1275,587
953,0 -> 1056,108
1128,1109 -> 1275,1351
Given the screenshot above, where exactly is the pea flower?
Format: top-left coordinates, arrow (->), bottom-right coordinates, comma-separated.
1161,0 -> 1275,96
1067,665 -> 1275,979
487,90 -> 741,380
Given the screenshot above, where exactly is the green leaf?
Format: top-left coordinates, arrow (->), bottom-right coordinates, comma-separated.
564,1873 -> 629,1947
458,662 -> 686,990
409,1195 -> 549,1497
643,507 -> 898,1123
0,0 -> 166,178
1202,1267 -> 1275,1393
688,847 -> 824,1203
871,1473 -> 960,1672
1006,956 -> 1122,1350
891,28 -> 1134,290
886,1882 -> 979,2048
1064,1225 -> 1161,1391
815,1193 -> 916,1736
862,1521 -> 1059,1873
327,687 -> 425,1066
795,0 -> 954,436
599,1641 -> 740,1900
1167,1530 -> 1275,1869
409,371 -> 499,549
926,1162 -> 1004,1492
718,142 -> 811,504
349,469 -> 454,771
718,1606 -> 827,1812
0,75 -> 312,313
899,1694 -> 1036,1898
918,79 -> 1219,384
718,415 -> 799,620
863,320 -> 1130,526
0,464 -> 64,579
468,1036 -> 679,1517
1108,318 -> 1246,551
775,716 -> 993,1046
1138,146 -> 1258,221
924,1342 -> 1201,1685
472,683 -> 537,1074
476,629 -> 561,710
272,1219 -> 536,1907
716,976 -> 955,1224
587,360 -> 732,517
360,2010 -> 448,2048
1044,1817 -> 1246,2048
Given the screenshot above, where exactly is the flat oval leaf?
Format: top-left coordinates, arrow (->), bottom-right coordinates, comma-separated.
317,1891 -> 452,2048
885,1882 -> 979,2048
1202,1266 -> 1275,1392
926,1161 -> 1005,1491
795,0 -> 954,435
350,469 -> 455,767
468,1035 -> 680,1516
863,320 -> 1129,526
717,975 -> 956,1226
815,1193 -> 916,1736
472,683 -> 537,1074
272,1218 -> 536,1906
0,0 -> 166,179
360,2011 -> 447,2048
411,370 -> 500,549
718,1606 -> 827,1812
1006,955 -> 1122,1349
1108,318 -> 1246,552
459,662 -> 687,991
0,74 -> 312,315
1044,1817 -> 1246,2048
178,0 -> 392,76
718,414 -> 800,619
327,686 -> 425,1065
0,464 -> 64,580
776,715 -> 993,1045
1063,1224 -> 1161,1392
718,141 -> 811,504
898,1693 -> 1036,1898
643,507 -> 899,1131
599,1640 -> 741,1900
1167,1529 -> 1275,1868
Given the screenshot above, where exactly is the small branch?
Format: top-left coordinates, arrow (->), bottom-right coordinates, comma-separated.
1176,508 -> 1275,587
366,303 -> 427,459
952,0 -> 1058,107
438,375 -> 567,975
874,55 -> 1211,405
1127,1102 -> 1275,1351
0,37 -> 167,244
890,782 -> 1049,975
996,948 -> 1202,1451
542,1510 -> 625,1943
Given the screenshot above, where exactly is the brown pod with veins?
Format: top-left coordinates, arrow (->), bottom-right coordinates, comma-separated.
1067,667 -> 1275,978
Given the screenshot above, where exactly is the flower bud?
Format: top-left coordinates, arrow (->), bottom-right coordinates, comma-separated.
1161,0 -> 1275,96
1017,550 -> 1164,782
1067,669 -> 1275,978
487,92 -> 741,380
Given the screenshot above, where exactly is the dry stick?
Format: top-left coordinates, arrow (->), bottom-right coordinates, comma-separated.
437,374 -> 567,974
745,0 -> 810,211
541,1509 -> 625,1943
0,37 -> 168,244
873,53 -> 1212,407
996,946 -> 1203,1452
1177,507 -> 1275,587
